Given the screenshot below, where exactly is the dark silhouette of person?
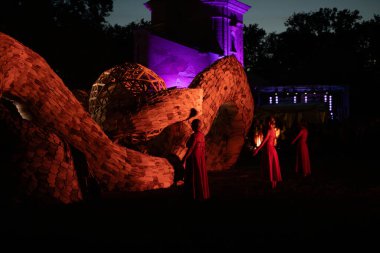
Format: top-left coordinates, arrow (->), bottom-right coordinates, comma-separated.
182,119 -> 210,201
165,153 -> 185,186
253,116 -> 282,189
291,120 -> 311,177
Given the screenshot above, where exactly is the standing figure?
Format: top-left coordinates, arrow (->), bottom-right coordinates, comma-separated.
253,116 -> 282,189
291,121 -> 311,177
182,119 -> 210,201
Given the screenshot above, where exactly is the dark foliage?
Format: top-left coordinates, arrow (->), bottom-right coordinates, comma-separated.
0,0 -> 150,90
244,8 -> 380,117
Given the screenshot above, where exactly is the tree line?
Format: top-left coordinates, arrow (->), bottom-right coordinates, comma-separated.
1,2 -> 379,116
244,8 -> 380,116
0,0 -> 149,90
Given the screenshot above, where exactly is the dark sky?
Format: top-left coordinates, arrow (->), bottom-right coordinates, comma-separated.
107,0 -> 380,33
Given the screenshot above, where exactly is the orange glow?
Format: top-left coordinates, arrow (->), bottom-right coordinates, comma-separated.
254,131 -> 263,147
274,128 -> 281,146
275,128 -> 280,138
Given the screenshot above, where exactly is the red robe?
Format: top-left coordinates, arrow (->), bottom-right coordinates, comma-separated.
293,127 -> 311,176
259,128 -> 282,188
184,131 -> 210,200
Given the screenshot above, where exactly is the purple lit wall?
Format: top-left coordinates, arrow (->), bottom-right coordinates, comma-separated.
135,30 -> 220,88
204,0 -> 250,64
135,0 -> 250,88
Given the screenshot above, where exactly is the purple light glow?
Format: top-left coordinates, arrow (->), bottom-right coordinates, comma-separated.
135,30 -> 220,88
136,0 -> 250,88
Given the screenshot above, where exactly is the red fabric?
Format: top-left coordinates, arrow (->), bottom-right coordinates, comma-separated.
185,131 -> 210,200
260,128 -> 282,188
293,128 -> 311,176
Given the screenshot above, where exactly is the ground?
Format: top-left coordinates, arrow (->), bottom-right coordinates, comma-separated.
1,144 -> 380,251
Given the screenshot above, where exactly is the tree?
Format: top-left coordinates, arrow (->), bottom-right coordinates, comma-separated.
0,0 -> 113,90
352,15 -> 380,115
250,8 -> 364,85
285,8 -> 362,35
357,15 -> 380,74
244,8 -> 379,116
104,19 -> 151,66
243,24 -> 266,73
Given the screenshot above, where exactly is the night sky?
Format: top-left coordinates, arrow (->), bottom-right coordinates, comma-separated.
107,0 -> 380,33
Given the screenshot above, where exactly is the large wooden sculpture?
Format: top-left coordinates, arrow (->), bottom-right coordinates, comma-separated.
0,33 -> 174,203
0,32 -> 253,204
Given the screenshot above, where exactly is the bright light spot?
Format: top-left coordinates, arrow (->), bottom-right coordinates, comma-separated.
254,131 -> 263,147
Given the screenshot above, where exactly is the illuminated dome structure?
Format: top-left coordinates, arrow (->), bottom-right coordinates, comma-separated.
89,63 -> 167,141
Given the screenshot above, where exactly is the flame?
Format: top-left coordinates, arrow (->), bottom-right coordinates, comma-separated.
254,128 -> 281,148
254,131 -> 263,147
275,128 -> 281,138
274,128 -> 281,146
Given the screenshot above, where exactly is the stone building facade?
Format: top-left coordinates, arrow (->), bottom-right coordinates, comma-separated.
135,0 -> 250,88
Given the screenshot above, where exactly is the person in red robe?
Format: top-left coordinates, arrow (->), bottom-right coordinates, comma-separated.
291,120 -> 311,177
182,119 -> 210,201
253,116 -> 282,189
